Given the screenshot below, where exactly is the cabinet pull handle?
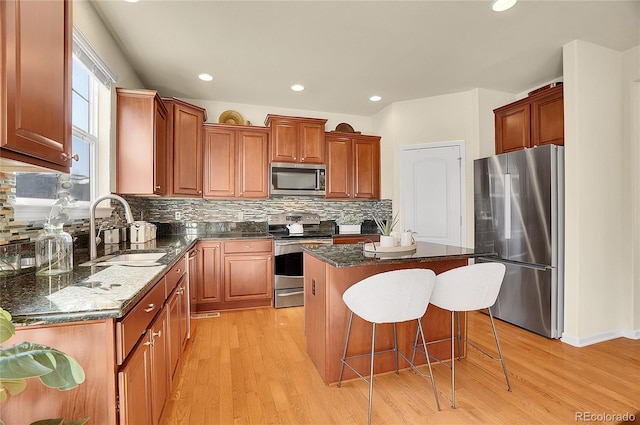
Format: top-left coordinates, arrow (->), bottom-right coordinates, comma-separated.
143,340 -> 152,346
61,153 -> 79,162
144,304 -> 156,313
155,186 -> 161,189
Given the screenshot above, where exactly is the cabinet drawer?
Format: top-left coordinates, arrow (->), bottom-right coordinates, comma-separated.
166,255 -> 186,291
117,278 -> 166,364
224,239 -> 272,254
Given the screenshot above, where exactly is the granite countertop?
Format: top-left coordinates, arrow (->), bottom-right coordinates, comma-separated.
302,241 -> 477,268
0,231 -> 272,325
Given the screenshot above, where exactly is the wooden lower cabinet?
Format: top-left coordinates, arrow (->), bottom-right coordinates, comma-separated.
197,241 -> 223,306
119,306 -> 168,425
168,274 -> 189,378
0,255 -> 190,425
195,239 -> 274,312
118,333 -> 153,425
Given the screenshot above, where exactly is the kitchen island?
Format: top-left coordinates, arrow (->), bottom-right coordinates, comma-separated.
302,241 -> 476,385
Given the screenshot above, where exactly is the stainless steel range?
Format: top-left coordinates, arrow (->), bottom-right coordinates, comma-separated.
268,212 -> 333,308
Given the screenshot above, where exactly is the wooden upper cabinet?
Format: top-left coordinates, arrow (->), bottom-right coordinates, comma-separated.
1,0 -> 73,172
265,114 -> 327,164
325,132 -> 381,200
203,124 -> 269,199
116,88 -> 168,195
163,98 -> 207,197
532,87 -> 564,147
494,85 -> 564,154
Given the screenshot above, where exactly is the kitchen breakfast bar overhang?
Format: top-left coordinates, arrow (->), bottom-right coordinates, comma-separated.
302,242 -> 479,385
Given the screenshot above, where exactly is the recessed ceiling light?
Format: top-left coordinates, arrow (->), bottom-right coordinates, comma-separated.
291,84 -> 305,92
370,95 -> 382,102
124,0 -> 139,3
492,0 -> 517,12
198,73 -> 214,82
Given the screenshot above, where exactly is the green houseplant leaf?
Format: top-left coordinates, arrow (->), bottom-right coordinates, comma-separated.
0,342 -> 85,390
372,211 -> 400,236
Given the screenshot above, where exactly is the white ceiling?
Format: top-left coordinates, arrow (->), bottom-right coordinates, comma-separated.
90,0 -> 640,117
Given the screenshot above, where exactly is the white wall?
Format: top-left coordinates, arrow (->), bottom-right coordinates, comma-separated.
182,99 -> 373,137
73,0 -> 144,194
371,89 -> 514,247
562,40 -> 637,345
622,46 -> 640,333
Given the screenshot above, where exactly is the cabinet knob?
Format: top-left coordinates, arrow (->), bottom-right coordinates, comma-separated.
301,157 -> 305,161
61,153 -> 79,162
176,268 -> 182,274
155,186 -> 161,189
152,330 -> 162,339
198,190 -> 202,194
293,156 -> 297,160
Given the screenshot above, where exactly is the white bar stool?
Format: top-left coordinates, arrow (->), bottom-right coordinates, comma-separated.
412,262 -> 512,408
337,268 -> 441,425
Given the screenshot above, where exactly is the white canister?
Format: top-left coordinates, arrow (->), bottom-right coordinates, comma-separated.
104,228 -> 120,244
130,221 -> 149,243
401,231 -> 415,246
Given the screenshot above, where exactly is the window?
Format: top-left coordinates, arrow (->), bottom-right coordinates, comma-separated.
14,28 -> 116,222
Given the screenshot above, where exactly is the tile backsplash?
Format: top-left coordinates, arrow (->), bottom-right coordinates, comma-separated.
0,179 -> 391,244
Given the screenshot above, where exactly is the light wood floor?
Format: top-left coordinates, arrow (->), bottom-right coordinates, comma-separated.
161,307 -> 640,425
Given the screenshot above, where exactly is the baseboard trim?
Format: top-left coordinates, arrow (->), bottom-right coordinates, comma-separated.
561,328 -> 640,347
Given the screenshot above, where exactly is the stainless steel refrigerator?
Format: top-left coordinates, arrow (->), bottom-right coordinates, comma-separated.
474,145 -> 564,338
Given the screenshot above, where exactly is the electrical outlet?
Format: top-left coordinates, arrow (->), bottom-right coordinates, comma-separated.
237,211 -> 244,221
175,211 -> 181,220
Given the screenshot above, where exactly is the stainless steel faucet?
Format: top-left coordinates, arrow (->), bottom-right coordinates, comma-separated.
89,194 -> 134,260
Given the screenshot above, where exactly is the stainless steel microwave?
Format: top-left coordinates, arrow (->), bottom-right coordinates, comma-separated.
270,162 -> 326,196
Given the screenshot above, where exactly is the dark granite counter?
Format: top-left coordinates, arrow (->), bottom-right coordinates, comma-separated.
0,231 -> 271,325
302,241 -> 477,268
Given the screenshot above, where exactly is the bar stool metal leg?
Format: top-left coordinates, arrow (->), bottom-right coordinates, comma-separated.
488,308 -> 512,392
337,311 -> 354,388
368,323 -> 376,425
393,323 -> 399,375
451,311 -> 457,408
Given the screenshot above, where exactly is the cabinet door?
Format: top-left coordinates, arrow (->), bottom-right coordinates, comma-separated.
299,122 -> 325,164
168,287 -> 181,379
353,137 -> 380,199
495,103 -> 531,154
153,101 -> 168,195
325,136 -> 352,199
170,103 -> 204,196
270,119 -> 298,162
203,127 -> 237,198
188,247 -> 201,312
150,309 -> 169,425
238,130 -> 269,199
223,254 -> 273,302
179,277 -> 189,349
116,89 -> 167,195
119,334 -> 153,425
198,242 -> 222,304
532,87 -> 564,147
2,0 -> 72,172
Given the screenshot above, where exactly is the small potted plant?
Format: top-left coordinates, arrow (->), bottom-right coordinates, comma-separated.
372,211 -> 399,247
337,215 -> 362,234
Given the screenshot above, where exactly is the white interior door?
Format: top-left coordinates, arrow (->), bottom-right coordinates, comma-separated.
400,142 -> 464,246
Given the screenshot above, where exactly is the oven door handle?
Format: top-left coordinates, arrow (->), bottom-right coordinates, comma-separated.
277,290 -> 305,297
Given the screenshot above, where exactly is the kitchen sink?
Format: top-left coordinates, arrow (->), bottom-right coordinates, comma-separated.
80,251 -> 167,267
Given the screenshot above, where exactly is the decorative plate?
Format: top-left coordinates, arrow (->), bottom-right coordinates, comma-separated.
219,110 -> 244,125
335,122 -> 355,133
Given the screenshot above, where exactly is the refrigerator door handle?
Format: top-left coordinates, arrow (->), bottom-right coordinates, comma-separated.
504,173 -> 512,239
477,256 -> 552,271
